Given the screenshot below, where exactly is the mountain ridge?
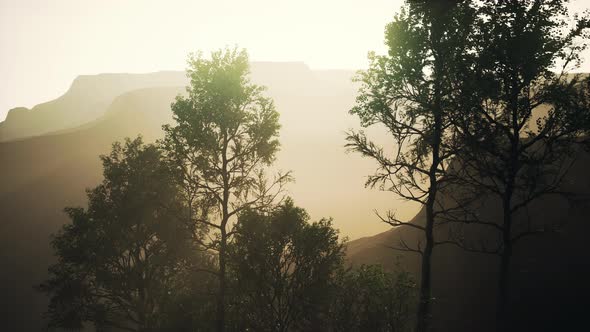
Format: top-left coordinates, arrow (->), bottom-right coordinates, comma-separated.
0,62 -> 344,142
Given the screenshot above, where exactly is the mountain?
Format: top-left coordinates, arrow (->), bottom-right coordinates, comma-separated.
0,63 -> 402,330
0,71 -> 188,142
0,63 -> 367,143
346,147 -> 590,332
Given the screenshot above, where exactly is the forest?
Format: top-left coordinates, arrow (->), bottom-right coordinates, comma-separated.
33,1 -> 590,331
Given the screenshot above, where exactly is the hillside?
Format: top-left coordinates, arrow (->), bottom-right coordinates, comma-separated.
346,147 -> 590,332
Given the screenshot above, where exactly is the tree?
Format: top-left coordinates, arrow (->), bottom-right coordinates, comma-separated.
329,264 -> 416,332
227,199 -> 344,332
161,48 -> 290,332
38,137 -> 204,331
346,2 -> 476,331
449,1 -> 590,330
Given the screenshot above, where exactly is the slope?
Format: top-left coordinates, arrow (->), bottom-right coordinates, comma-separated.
346,147 -> 590,332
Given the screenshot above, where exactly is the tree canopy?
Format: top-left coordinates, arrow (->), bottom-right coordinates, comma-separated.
38,137 -> 204,331
228,199 -> 344,331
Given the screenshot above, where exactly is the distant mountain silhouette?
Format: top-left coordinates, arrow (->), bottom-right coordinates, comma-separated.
346,147 -> 590,332
0,71 -> 187,141
0,62 -> 357,142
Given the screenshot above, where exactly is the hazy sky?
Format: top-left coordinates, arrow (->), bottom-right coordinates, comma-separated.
1,0 -> 589,121
0,0 -> 403,120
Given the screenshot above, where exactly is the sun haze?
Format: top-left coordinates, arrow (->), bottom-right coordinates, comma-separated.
0,0 -> 405,120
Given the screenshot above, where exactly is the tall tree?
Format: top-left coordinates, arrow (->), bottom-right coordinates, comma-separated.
228,199 -> 344,331
161,48 -> 290,332
450,1 -> 590,330
38,137 -> 202,331
346,2 -> 476,331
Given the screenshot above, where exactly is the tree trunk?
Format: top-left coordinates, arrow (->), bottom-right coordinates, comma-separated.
216,132 -> 230,332
496,90 -> 518,332
415,207 -> 434,332
416,86 -> 442,332
216,228 -> 227,332
415,40 -> 443,331
496,235 -> 512,331
216,205 -> 229,332
497,186 -> 514,332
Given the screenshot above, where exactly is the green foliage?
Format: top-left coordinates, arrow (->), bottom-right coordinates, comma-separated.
161,48 -> 284,217
348,2 -> 476,190
38,137 -> 210,331
227,199 -> 345,331
329,264 -> 416,332
458,0 -> 590,153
